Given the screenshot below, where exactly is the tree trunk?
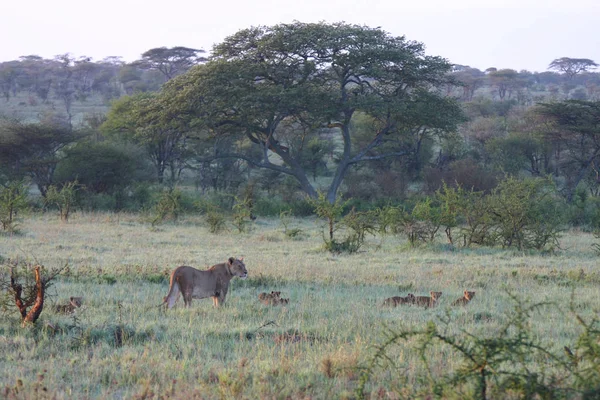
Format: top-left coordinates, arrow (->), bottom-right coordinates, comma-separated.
326,110 -> 354,204
23,266 -> 45,325
10,271 -> 27,319
10,266 -> 46,325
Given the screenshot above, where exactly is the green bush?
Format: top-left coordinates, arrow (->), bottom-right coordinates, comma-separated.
309,193 -> 379,253
54,141 -> 149,198
79,192 -> 117,211
279,210 -> 303,239
358,293 -> 600,399
232,196 -> 253,233
488,177 -> 564,250
309,192 -> 347,242
0,180 -> 28,232
253,197 -> 314,216
206,210 -> 227,234
45,180 -> 83,222
150,189 -> 182,226
566,187 -> 600,230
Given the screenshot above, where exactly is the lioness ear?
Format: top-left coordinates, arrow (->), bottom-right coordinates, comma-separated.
228,257 -> 235,265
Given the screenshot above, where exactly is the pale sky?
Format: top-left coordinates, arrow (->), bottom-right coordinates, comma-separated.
2,0 -> 599,72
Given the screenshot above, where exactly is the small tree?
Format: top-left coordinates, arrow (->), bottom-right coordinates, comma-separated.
232,196 -> 253,233
435,183 -> 461,244
340,208 -> 379,253
309,193 -> 377,253
0,180 -> 28,232
151,188 -> 182,226
309,192 -> 347,243
45,180 -> 82,222
1,263 -> 67,326
410,198 -> 442,243
280,209 -> 303,238
488,177 -> 564,250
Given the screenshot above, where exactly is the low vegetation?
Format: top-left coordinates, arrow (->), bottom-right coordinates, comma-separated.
1,213 -> 599,398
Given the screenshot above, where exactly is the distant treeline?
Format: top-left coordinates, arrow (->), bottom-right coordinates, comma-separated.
1,25 -> 599,232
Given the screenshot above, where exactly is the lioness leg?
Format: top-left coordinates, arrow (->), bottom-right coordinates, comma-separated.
183,291 -> 193,307
212,294 -> 226,307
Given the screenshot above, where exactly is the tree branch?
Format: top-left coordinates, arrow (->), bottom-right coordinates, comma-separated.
197,153 -> 295,176
348,150 -> 410,165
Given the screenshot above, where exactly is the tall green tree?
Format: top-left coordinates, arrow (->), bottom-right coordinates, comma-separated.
101,93 -> 190,185
0,119 -> 75,197
156,22 -> 464,202
537,100 -> 600,201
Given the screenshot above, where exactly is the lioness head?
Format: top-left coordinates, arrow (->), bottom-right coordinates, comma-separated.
464,290 -> 475,300
228,257 -> 248,279
406,293 -> 415,301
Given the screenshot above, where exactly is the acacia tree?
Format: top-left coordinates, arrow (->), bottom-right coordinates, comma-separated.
487,69 -> 522,101
548,57 -> 598,79
155,22 -> 464,202
452,66 -> 485,101
133,46 -> 207,82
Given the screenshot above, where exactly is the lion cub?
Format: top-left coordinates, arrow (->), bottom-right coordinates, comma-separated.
54,297 -> 83,314
414,291 -> 442,308
258,291 -> 288,306
258,291 -> 281,302
452,290 -> 476,306
382,293 -> 415,307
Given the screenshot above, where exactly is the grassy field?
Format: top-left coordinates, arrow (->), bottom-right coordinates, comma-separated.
1,212 -> 599,399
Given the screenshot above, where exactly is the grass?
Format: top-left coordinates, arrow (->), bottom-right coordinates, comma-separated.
1,212 -> 599,398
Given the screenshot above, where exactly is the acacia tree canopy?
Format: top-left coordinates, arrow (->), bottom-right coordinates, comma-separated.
155,22 -> 465,202
134,46 -> 207,81
548,57 -> 598,79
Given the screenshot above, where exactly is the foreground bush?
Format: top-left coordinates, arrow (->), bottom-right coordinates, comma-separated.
359,293 -> 600,399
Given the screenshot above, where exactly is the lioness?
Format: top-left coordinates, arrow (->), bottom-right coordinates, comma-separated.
163,257 -> 248,308
452,290 -> 476,306
55,296 -> 83,314
414,291 -> 442,308
382,293 -> 415,307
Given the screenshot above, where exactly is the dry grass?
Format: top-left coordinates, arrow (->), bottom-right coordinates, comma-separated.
1,212 -> 599,398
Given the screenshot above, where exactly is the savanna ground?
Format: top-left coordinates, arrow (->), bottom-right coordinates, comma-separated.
1,212 -> 599,399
